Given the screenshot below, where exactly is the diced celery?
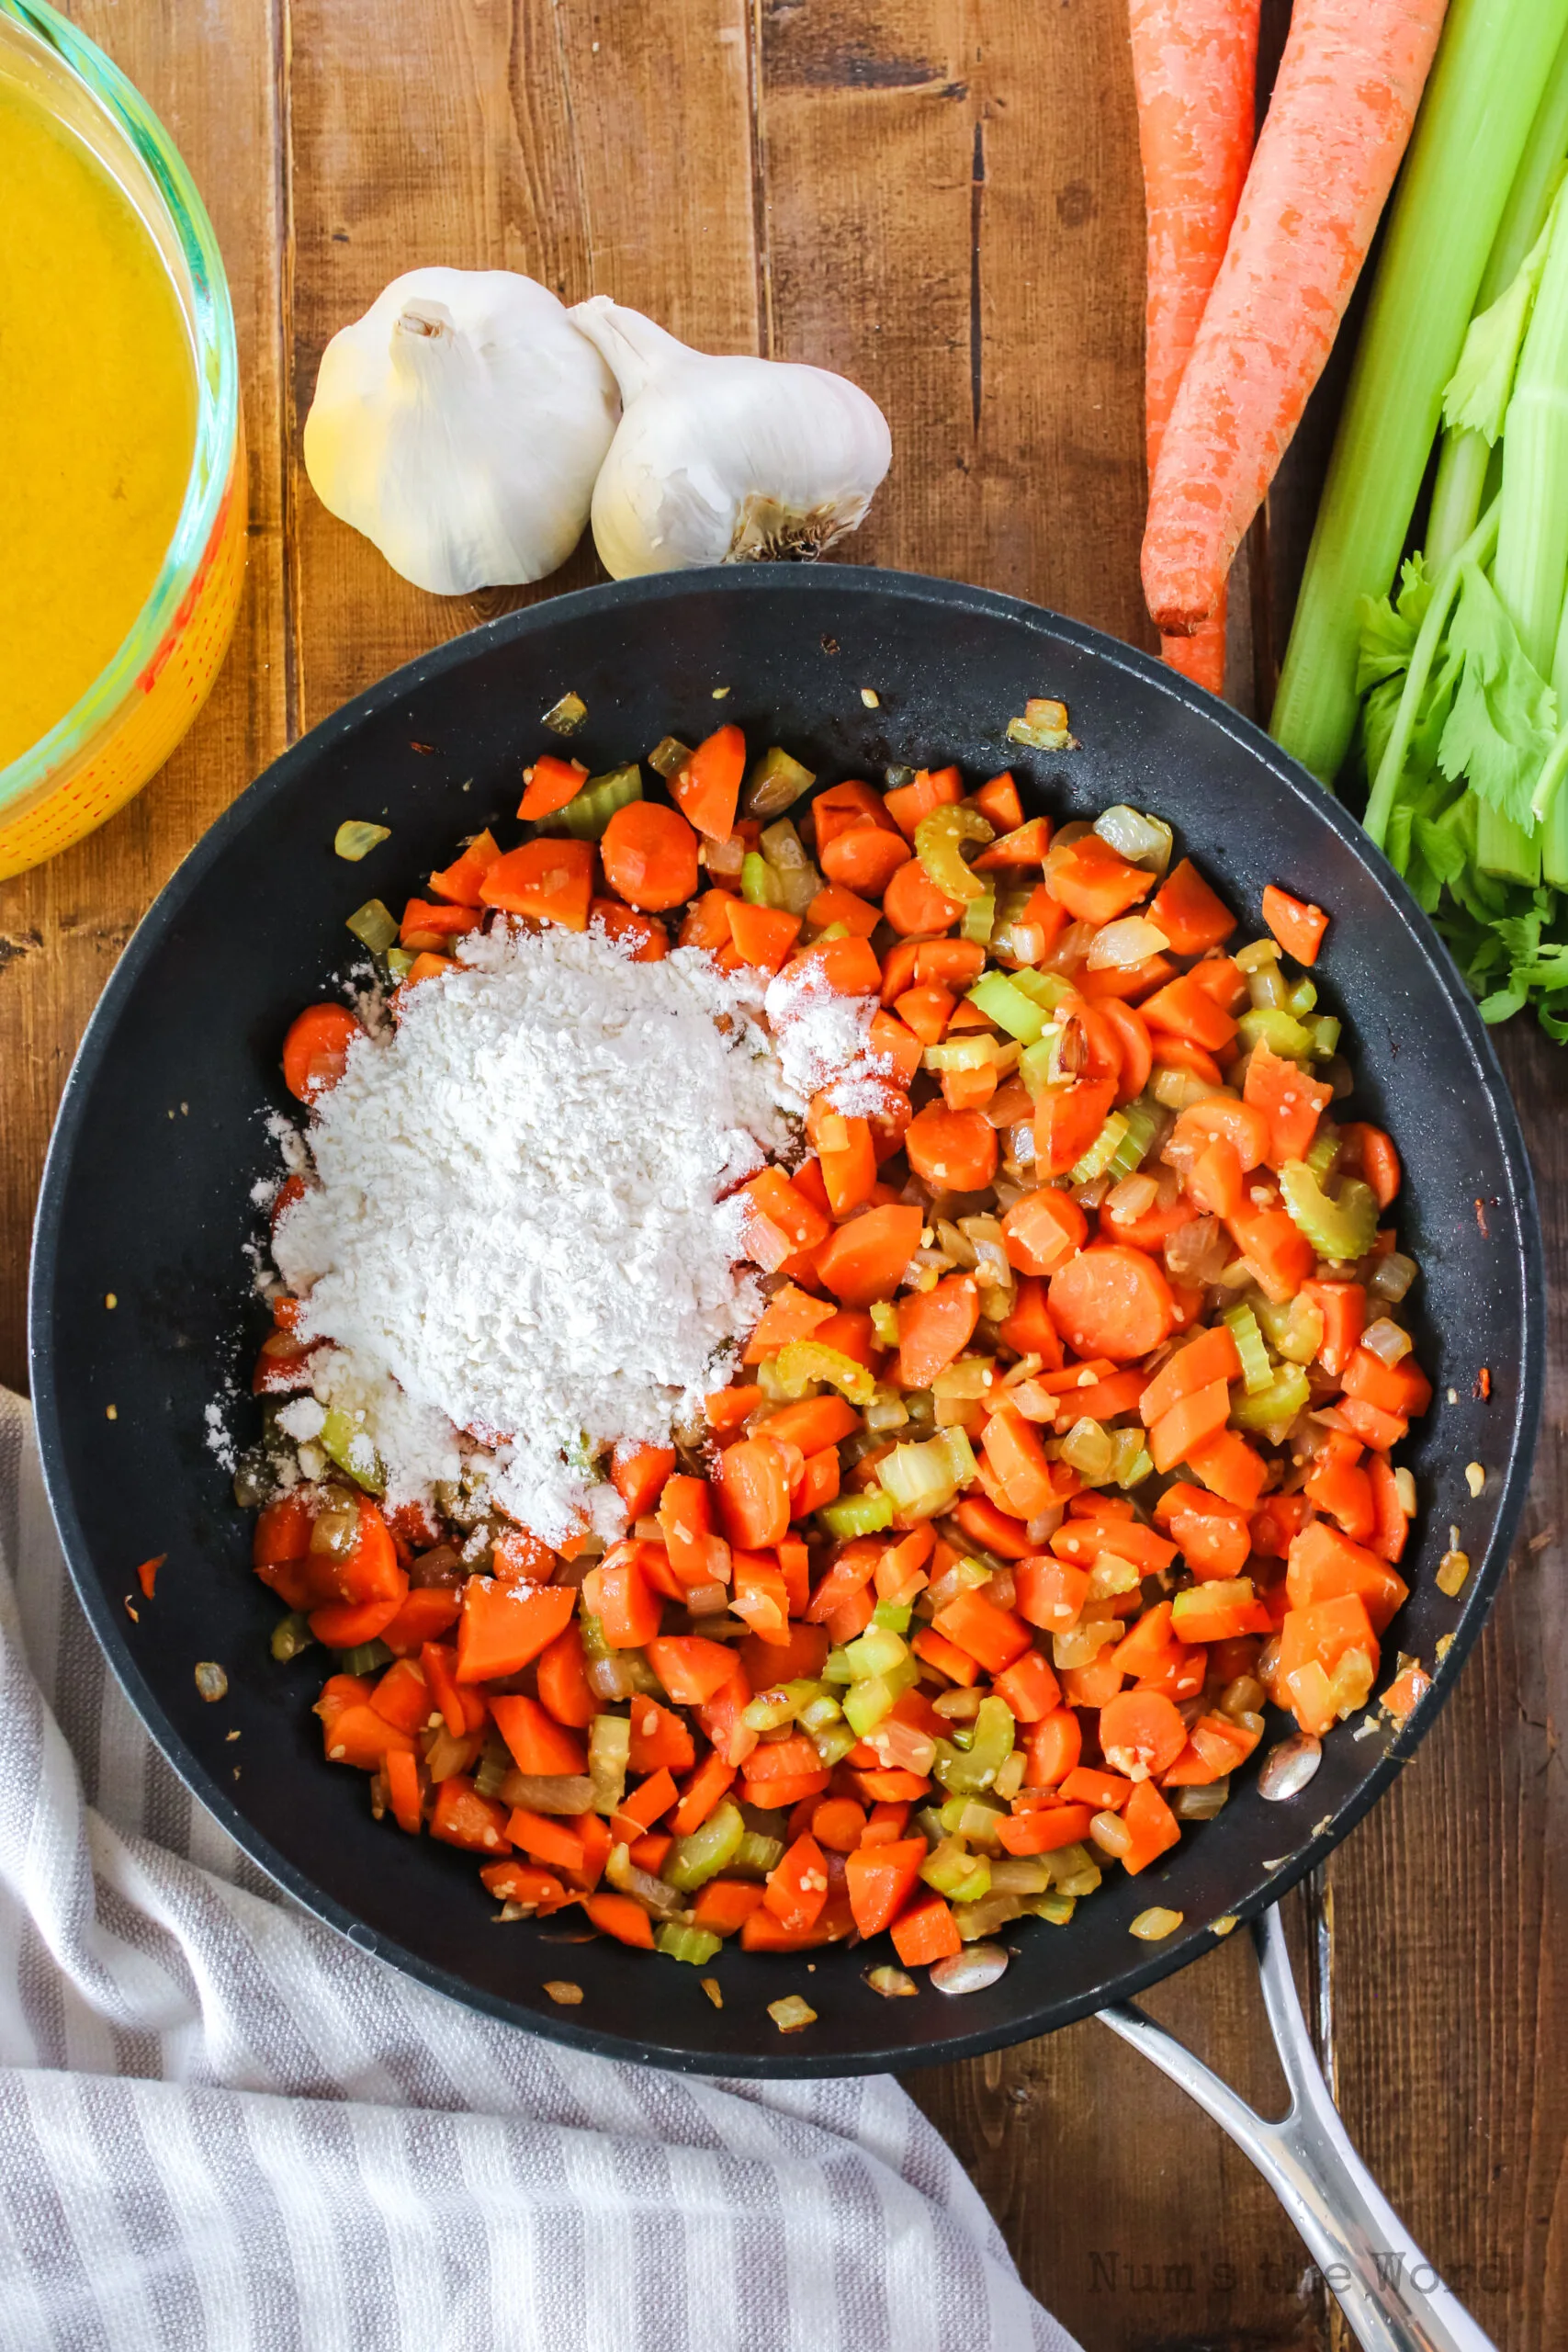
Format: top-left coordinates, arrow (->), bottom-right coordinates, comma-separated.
664,1798 -> 746,1890
740,851 -> 782,907
1304,1127 -> 1342,1183
934,1696 -> 1015,1795
843,1676 -> 897,1736
1111,1433 -> 1153,1489
732,1831 -> 786,1877
270,1611 -> 314,1663
1229,1364 -> 1310,1433
923,1035 -> 1003,1073
345,898 -> 398,954
319,1408 -> 385,1496
1258,1289 -> 1326,1364
656,1923 -> 724,1965
822,1647 -> 853,1685
743,1688 -> 799,1733
1026,1891 -> 1077,1926
385,947 -> 416,982
797,1690 -> 843,1733
968,969 -> 1049,1043
870,1301 -> 901,1349
962,888 -> 997,944
865,1384 -> 908,1433
1309,1015 -> 1342,1061
809,1721 -> 858,1768
921,1838 -> 992,1903
1009,968 -> 1076,1011
1050,1845 -> 1103,1899
1018,1039 -> 1058,1102
1223,1301 -> 1273,1395
1279,1163 -> 1379,1261
340,1638 -> 392,1677
1103,1100 -> 1160,1183
1237,1006 -> 1315,1061
876,1426 -> 976,1519
915,804 -> 994,902
1069,1113 -> 1130,1186
535,763 -> 641,839
845,1623 -> 909,1679
818,1490 -> 893,1539
743,744 -> 815,818
873,1598 -> 913,1634
1286,978 -> 1318,1017
588,1713 -> 631,1815
647,734 -> 692,779
773,1340 -> 874,1407
542,690 -> 587,735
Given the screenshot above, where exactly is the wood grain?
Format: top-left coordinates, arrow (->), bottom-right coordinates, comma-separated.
0,3 -> 1561,2344
0,0 -> 289,1396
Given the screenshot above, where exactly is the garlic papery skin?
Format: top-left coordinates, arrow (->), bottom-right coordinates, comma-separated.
570,298 -> 892,580
303,268 -> 619,596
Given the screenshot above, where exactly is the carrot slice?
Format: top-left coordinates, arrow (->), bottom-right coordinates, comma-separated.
281,1004 -> 360,1102
1048,1244 -> 1177,1363
600,802 -> 700,913
815,1204 -> 924,1307
518,753 -> 588,820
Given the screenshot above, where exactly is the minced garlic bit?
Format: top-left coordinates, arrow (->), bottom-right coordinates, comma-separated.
859,686 -> 880,707
866,1965 -> 919,1997
194,1662 -> 228,1702
1130,1907 -> 1184,1940
769,1995 -> 817,2033
1209,1917 -> 1238,1938
1436,1633 -> 1456,1661
105,1405 -> 117,1421
1464,1462 -> 1486,1498
701,1978 -> 723,2009
711,684 -> 730,699
543,1980 -> 583,2006
104,1293 -> 117,1310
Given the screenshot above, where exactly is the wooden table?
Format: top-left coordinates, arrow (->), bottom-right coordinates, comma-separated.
4,5 -> 1563,2344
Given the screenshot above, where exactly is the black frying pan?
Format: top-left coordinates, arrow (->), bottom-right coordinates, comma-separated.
28,567 -> 1543,2077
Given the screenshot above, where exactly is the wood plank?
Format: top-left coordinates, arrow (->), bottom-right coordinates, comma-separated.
0,0 -> 288,1393
1323,1016 -> 1568,2352
750,2 -> 1319,2335
284,0 -> 761,729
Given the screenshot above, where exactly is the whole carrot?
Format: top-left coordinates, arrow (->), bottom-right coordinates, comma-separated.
1129,0 -> 1261,694
1141,0 -> 1448,637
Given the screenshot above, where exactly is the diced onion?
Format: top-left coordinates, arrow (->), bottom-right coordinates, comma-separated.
1361,1316 -> 1413,1364
1093,804 -> 1173,874
504,1772 -> 594,1815
867,1966 -> 919,1997
1370,1250 -> 1417,1303
1129,1906 -> 1185,1940
769,1996 -> 818,2033
1085,915 -> 1170,970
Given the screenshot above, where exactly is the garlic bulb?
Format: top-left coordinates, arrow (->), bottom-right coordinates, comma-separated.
570,298 -> 891,579
303,268 -> 619,596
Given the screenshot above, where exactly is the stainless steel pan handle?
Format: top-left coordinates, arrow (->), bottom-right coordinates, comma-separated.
1097,1907 -> 1494,2352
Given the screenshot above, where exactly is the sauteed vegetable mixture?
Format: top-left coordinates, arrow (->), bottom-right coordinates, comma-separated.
243,715 -> 1431,1990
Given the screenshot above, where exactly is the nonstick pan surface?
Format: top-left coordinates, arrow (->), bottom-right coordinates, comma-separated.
29,567 -> 1543,2075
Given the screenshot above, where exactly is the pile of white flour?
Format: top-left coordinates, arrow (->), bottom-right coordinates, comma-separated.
271,922 -> 795,1543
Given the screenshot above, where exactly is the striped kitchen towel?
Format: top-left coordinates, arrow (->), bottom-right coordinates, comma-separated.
0,1388 -> 1072,2352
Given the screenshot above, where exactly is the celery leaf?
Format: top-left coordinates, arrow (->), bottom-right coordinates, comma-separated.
1436,563 -> 1558,826
1442,209 -> 1554,445
1354,554 -> 1435,694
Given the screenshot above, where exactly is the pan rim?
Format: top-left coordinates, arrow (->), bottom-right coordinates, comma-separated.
28,562 -> 1547,2076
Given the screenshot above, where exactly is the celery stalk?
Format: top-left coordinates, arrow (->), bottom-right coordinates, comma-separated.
1272,0 -> 1568,783
1363,500 -> 1501,848
1427,27 -> 1568,566
1495,189 -> 1568,672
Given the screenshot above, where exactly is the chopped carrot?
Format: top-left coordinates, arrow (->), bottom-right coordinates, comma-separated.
600,802 -> 700,912
1262,883 -> 1330,966
882,857 -> 964,936
1142,0 -> 1446,635
672,724 -> 745,842
815,1204 -> 925,1307
1130,0 -> 1258,693
518,753 -> 588,820
896,1272 -> 979,1389
281,1003 -> 360,1102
